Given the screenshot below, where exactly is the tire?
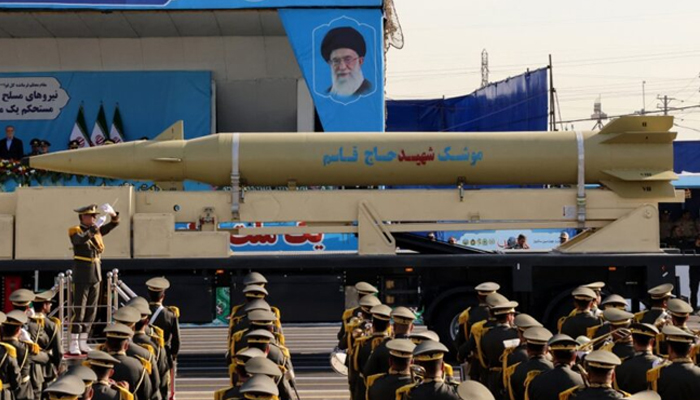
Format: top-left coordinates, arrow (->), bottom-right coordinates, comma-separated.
430,296 -> 472,348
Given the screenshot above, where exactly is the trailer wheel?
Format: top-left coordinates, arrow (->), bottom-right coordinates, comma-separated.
431,296 -> 471,345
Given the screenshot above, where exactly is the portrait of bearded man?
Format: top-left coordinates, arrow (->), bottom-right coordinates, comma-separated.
321,26 -> 372,98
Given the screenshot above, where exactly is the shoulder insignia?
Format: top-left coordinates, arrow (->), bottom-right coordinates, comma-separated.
444,363 -> 454,377
229,305 -> 242,324
523,370 -> 542,400
49,316 -> 61,328
0,343 -> 17,358
138,343 -> 155,356
21,341 -> 39,355
280,346 -> 291,359
113,384 -> 135,400
654,333 -> 665,355
503,362 -> 520,396
271,307 -> 281,319
167,306 -> 180,319
458,308 -> 471,325
150,334 -> 165,348
471,320 -> 490,368
68,226 -> 83,237
557,316 -> 568,333
395,383 -> 417,400
228,362 -> 237,378
633,310 -> 647,322
558,385 -> 582,400
136,355 -> 152,375
151,326 -> 165,339
647,365 -> 665,391
586,325 -> 600,339
366,373 -> 385,389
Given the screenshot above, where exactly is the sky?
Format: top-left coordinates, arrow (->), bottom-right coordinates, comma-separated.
385,1 -> 700,139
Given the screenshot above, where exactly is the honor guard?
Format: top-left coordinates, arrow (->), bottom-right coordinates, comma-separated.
9,289 -> 36,342
43,375 -> 86,400
4,310 -> 40,400
127,298 -> 169,400
655,298 -> 695,356
239,375 -> 278,400
351,304 -> 392,400
363,306 -> 416,378
396,340 -> 459,400
229,287 -> 283,356
504,314 -> 542,373
365,339 -> 415,400
103,323 -> 154,400
526,334 -> 584,400
634,284 -> 673,326
337,282 -> 379,350
559,350 -> 628,400
345,295 -> 380,394
146,277 -> 181,377
614,323 -> 661,394
31,290 -> 63,384
647,325 -> 700,400
457,381 -> 495,400
600,295 -> 628,311
478,296 -> 518,395
0,311 -> 23,400
504,327 -> 553,400
231,310 -> 284,358
454,282 -> 499,358
86,351 -> 135,400
591,308 -> 635,360
229,272 -> 270,331
559,287 -> 603,339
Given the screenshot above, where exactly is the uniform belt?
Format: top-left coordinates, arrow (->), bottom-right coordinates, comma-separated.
74,256 -> 96,262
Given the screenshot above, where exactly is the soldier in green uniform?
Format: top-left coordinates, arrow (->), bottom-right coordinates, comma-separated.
86,350 -> 135,400
454,282 -> 499,357
31,290 -> 62,385
102,323 -> 154,400
3,310 -> 42,400
242,330 -> 294,400
396,340 -> 459,400
503,314 -> 542,376
229,272 -> 269,334
505,327 -> 553,400
363,306 -> 415,378
584,282 -> 606,318
239,375 -> 278,400
345,295 -> 380,394
337,282 -> 379,350
647,325 -> 700,400
634,284 -> 673,326
457,381 -> 495,400
9,289 -> 50,399
600,295 -> 628,311
64,364 -> 97,399
126,298 -> 169,400
479,297 -> 519,396
43,375 -> 86,400
615,323 -> 661,394
351,304 -> 392,400
527,334 -> 584,400
146,276 -> 181,389
559,350 -> 628,400
365,339 -> 415,400
591,308 -> 635,360
216,347 -> 265,400
559,287 -> 603,340
0,311 -> 23,400
463,293 -> 509,385
655,298 -> 695,356
69,204 -> 120,356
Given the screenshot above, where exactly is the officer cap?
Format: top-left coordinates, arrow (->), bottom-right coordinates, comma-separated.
235,347 -> 266,364
104,323 -> 134,339
243,285 -> 269,299
663,325 -> 696,343
359,295 -> 381,309
413,340 -> 449,361
572,286 -> 597,301
41,140 -> 51,147
514,314 -> 542,330
245,356 -> 283,378
630,323 -> 659,338
243,299 -> 272,313
585,350 -> 621,369
10,288 -> 35,306
602,308 -> 634,326
648,283 -> 674,300
44,375 -> 86,399
490,299 -> 518,315
626,391 -> 660,400
355,282 -> 378,295
126,297 -> 152,316
321,27 -> 367,63
523,327 -> 553,346
485,293 -> 509,308
247,310 -> 277,326
370,304 -> 392,321
74,204 -> 99,215
600,294 -> 627,309
66,365 -> 97,384
240,375 -> 279,397
87,350 -> 121,368
34,289 -> 56,303
244,329 -> 275,344
584,282 -> 605,292
386,339 -> 416,359
0,312 -> 7,325
68,140 -> 80,148
30,138 -> 41,146
409,330 -> 440,344
575,336 -> 591,347
548,334 -> 579,351
391,306 -> 416,325
113,306 -> 142,324
5,310 -> 28,326
243,272 -> 268,286
146,277 -> 171,292
475,282 -> 500,295
667,298 -> 693,317
457,380 -> 495,400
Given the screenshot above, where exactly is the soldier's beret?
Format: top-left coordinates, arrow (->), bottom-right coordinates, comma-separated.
146,277 -> 171,291
648,283 -> 673,300
630,323 -> 659,337
359,295 -> 381,309
245,357 -> 283,378
413,340 -> 449,361
523,327 -> 553,346
87,350 -> 121,368
243,299 -> 272,313
10,288 -> 36,306
243,285 -> 269,298
44,375 -> 86,399
386,339 -> 416,359
244,329 -> 275,343
74,204 -> 99,215
243,272 -> 268,286
667,298 -> 693,317
321,27 -> 367,62
370,304 -> 392,321
600,294 -> 627,309
34,289 -> 56,303
104,323 -> 134,339
457,380 -> 495,400
514,314 -> 542,330
548,334 -> 579,351
485,293 -> 509,308
602,308 -> 634,325
585,350 -> 621,369
240,375 -> 279,396
572,287 -> 597,301
247,310 -> 277,325
126,297 -> 152,316
584,282 -> 605,292
663,325 -> 696,343
66,365 -> 97,384
5,310 -> 28,326
475,282 -> 500,294
355,282 -> 378,295
391,306 -> 416,325
113,306 -> 142,324
409,330 -> 440,344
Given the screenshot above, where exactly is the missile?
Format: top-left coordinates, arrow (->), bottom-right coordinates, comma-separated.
27,116 -> 677,198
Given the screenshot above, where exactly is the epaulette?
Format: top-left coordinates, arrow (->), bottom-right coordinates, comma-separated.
30,316 -> 45,328
271,306 -> 281,320
167,306 -> 180,319
49,316 -> 61,328
633,310 -> 647,322
275,332 -> 286,346
21,341 -> 40,355
366,373 -> 385,390
647,364 -> 666,392
280,345 -> 291,359
229,305 -> 242,326
151,325 -> 165,339
0,343 -> 17,358
150,334 -> 165,348
558,385 -> 583,400
557,316 -> 568,333
136,355 -> 152,375
458,308 -> 471,325
444,363 -> 454,377
501,346 -> 517,385
523,370 -> 543,400
691,344 -> 700,364
654,333 -> 665,355
342,308 -> 354,322
586,325 -> 601,339
471,320 -> 490,368
138,343 -> 155,356
503,361 -> 520,398
113,384 -> 135,400
395,383 -> 417,400
228,362 -> 238,378
68,226 -> 83,237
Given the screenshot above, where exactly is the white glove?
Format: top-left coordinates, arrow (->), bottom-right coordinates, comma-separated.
100,203 -> 116,217
96,215 -> 107,228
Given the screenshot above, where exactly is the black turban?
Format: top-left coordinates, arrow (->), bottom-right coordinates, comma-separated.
321,27 -> 367,62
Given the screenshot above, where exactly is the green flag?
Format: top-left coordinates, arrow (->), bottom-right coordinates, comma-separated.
91,104 -> 109,146
109,105 -> 125,143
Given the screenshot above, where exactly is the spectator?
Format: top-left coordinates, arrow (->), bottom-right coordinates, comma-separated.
40,140 -> 51,154
427,232 -> 436,241
29,138 -> 41,156
560,232 -> 570,244
659,210 -> 673,242
0,125 -> 24,160
448,237 -> 458,245
668,225 -> 686,249
678,210 -> 697,239
513,234 -> 530,250
505,237 -> 517,249
68,140 -> 80,150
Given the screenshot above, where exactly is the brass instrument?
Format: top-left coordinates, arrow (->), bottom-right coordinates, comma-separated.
578,328 -> 632,352
330,314 -> 372,376
410,364 -> 426,383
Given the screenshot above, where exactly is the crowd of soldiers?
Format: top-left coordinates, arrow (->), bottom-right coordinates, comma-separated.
0,276 -> 180,400
217,272 -> 297,400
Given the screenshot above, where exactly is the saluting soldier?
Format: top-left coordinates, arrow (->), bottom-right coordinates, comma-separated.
42,375 -> 86,400
647,325 -> 700,400
31,290 -> 62,385
0,311 -> 23,400
86,350 -> 135,400
365,339 -> 415,400
634,283 -> 673,326
526,334 -> 584,400
454,282 -> 499,356
504,314 -> 542,374
478,296 -> 519,395
505,327 -> 553,400
559,287 -> 603,340
559,351 -> 628,400
600,295 -> 628,311
146,277 -> 181,379
103,323 -> 154,400
456,381 -> 495,400
654,298 -> 696,356
351,304 -> 392,400
396,341 -> 459,400
239,375 -> 278,400
363,306 -> 415,378
337,282 -> 379,350
615,323 -> 662,394
69,204 -> 120,356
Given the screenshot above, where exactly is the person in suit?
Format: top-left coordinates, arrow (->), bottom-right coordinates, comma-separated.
0,126 -> 24,160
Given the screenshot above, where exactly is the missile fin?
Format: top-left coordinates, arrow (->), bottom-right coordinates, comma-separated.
602,169 -> 678,182
599,116 -> 673,135
600,131 -> 676,144
154,121 -> 184,141
601,180 -> 676,199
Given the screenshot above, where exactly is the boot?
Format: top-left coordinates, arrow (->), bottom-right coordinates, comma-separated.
69,334 -> 81,355
79,333 -> 92,353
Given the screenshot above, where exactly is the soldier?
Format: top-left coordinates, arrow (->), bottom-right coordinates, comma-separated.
505,327 -> 553,400
456,381 -> 495,400
365,339 -> 415,400
504,314 -> 542,374
64,364 -> 97,399
230,310 -> 284,358
351,304 -> 392,400
584,282 -> 605,317
409,330 -> 440,346
127,298 -> 168,400
463,293 -> 508,383
146,277 -> 181,378
526,334 -> 584,400
600,295 -> 628,311
69,203 -> 120,355
345,295 -> 380,394
634,284 -> 673,326
86,350 -> 134,400
655,298 -> 695,356
591,308 -> 635,360
242,330 -> 295,400
0,311 -> 22,400
363,306 -> 415,378
4,310 -> 44,400
478,296 -> 518,395
31,290 -> 62,385
647,325 -> 700,400
229,287 -> 283,358
454,282 -> 499,356
102,323 -> 154,400
229,272 -> 269,331
216,347 -> 265,400
615,323 -> 661,394
559,287 -> 603,339
559,350 -> 628,399
396,340 -> 459,400
43,375 -> 86,400
337,282 -> 379,350
239,375 -> 278,400
9,289 -> 37,342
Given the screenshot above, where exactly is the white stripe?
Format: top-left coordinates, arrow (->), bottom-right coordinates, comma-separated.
232,133 -> 240,177
575,130 -> 586,223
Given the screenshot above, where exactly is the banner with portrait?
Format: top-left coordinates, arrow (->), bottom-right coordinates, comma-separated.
280,8 -> 384,132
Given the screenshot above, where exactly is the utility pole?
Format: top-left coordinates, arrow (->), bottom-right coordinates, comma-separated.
480,49 -> 489,88
641,81 -> 646,115
657,95 -> 677,115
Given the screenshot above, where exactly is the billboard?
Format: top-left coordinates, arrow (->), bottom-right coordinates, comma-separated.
0,0 -> 381,10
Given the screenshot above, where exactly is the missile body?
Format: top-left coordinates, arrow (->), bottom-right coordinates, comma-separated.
27,117 -> 677,196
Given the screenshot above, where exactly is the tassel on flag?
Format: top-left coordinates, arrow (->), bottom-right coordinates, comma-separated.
91,104 -> 109,146
109,105 -> 125,143
69,106 -> 92,148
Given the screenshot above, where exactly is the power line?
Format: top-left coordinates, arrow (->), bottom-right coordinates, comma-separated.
559,104 -> 700,124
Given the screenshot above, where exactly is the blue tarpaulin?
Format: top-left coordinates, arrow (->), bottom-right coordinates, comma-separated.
674,141 -> 700,173
386,68 -> 549,132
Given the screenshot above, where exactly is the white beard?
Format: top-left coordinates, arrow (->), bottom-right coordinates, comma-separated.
330,69 -> 365,97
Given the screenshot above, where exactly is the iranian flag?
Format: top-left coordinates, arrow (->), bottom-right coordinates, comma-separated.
91,104 -> 109,146
109,105 -> 125,143
69,106 -> 91,148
